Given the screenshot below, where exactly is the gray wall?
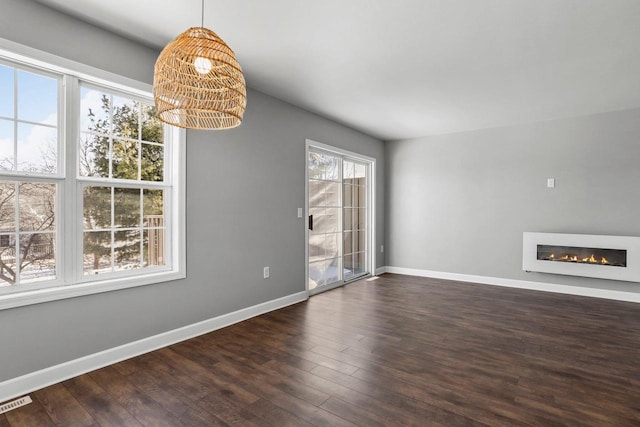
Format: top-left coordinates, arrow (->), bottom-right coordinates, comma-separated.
386,108 -> 640,294
0,0 -> 384,382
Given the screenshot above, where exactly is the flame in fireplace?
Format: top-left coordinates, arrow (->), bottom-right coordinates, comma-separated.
551,253 -> 609,265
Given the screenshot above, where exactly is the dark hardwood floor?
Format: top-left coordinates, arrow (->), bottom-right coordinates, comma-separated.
2,273 -> 640,426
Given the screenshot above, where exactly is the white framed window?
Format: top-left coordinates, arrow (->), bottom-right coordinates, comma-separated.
0,40 -> 185,310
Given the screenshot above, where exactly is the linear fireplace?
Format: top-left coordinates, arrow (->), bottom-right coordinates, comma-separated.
537,245 -> 626,267
523,233 -> 640,282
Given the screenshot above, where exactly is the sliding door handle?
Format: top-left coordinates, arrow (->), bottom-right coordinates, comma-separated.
308,215 -> 313,231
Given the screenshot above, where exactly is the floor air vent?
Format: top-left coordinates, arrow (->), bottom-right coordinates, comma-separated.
0,396 -> 32,414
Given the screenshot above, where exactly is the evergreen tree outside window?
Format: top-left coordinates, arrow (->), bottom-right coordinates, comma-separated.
79,85 -> 167,275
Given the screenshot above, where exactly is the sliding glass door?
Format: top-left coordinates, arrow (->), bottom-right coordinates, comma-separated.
342,160 -> 367,280
308,150 -> 342,291
307,146 -> 370,294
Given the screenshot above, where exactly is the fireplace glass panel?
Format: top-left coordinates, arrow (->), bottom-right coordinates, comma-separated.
537,245 -> 626,267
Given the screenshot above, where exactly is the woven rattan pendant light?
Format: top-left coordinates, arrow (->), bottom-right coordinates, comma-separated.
153,0 -> 246,130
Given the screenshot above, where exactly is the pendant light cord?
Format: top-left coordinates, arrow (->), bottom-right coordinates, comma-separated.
201,0 -> 204,28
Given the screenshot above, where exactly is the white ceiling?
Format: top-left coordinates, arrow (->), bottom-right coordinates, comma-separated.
36,0 -> 640,141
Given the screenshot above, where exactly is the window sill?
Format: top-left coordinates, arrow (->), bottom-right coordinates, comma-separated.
0,270 -> 186,310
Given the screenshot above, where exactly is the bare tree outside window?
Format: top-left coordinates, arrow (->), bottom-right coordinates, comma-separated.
0,182 -> 56,285
0,65 -> 58,286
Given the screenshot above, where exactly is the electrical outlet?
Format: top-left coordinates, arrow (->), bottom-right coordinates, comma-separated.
380,245 -> 384,253
263,266 -> 270,279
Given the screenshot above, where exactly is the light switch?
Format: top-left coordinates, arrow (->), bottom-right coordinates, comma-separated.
297,208 -> 303,218
547,178 -> 555,188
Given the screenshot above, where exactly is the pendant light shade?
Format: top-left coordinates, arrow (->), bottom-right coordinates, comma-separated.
153,27 -> 247,130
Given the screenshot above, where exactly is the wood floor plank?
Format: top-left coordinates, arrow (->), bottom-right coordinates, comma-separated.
4,397 -> 56,427
152,347 -> 260,405
312,363 -> 503,426
119,352 -> 215,402
245,398 -> 315,427
3,273 -> 639,426
194,394 -> 267,427
263,360 -> 439,427
206,342 -> 332,407
34,383 -> 98,426
89,365 -> 187,427
320,396 -> 390,427
64,375 -> 144,427
122,369 -> 230,427
208,359 -> 357,427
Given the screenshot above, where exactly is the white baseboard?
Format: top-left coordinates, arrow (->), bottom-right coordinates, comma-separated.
375,266 -> 387,275
383,266 -> 640,303
0,291 -> 308,404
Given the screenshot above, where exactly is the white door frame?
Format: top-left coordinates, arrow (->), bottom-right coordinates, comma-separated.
305,139 -> 376,295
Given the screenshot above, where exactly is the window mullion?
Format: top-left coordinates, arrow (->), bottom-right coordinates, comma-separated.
63,75 -> 79,284
76,177 -> 168,188
12,68 -> 17,172
139,188 -> 143,269
110,187 -> 115,273
108,94 -> 113,180
137,103 -> 142,181
14,182 -> 20,286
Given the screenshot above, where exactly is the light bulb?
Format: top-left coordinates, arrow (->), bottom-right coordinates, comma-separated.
194,57 -> 212,74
